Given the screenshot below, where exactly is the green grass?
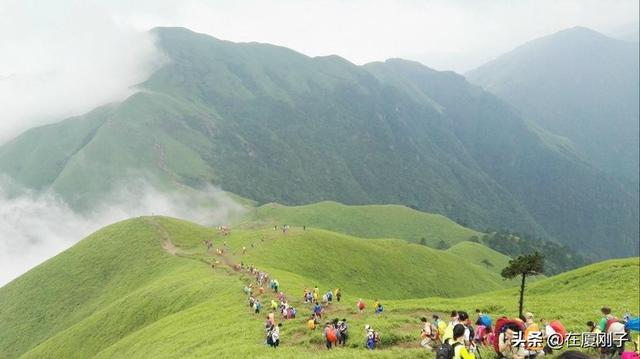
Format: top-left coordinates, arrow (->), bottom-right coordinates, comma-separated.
0,217 -> 637,359
446,241 -> 512,275
242,201 -> 481,247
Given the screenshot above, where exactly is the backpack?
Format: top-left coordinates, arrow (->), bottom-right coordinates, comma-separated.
431,323 -> 440,340
326,327 -> 337,342
493,317 -> 526,354
605,318 -> 619,332
550,320 -> 567,339
436,340 -> 461,359
480,314 -> 492,328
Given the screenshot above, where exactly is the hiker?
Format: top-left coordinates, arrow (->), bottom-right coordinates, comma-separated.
265,315 -> 274,330
442,323 -> 476,359
303,288 -> 309,303
443,311 -> 460,343
600,307 -> 616,332
271,299 -> 278,311
476,309 -> 492,330
242,285 -> 251,296
421,317 -> 438,351
307,315 -> 316,330
375,302 -> 384,314
266,323 -> 281,348
273,279 -> 279,293
326,290 -> 333,303
337,319 -> 349,346
335,288 -> 342,302
254,299 -> 262,314
365,325 -> 380,350
524,312 -> 544,354
324,323 -> 338,349
258,286 -> 265,295
313,286 -> 319,302
434,315 -> 447,340
540,318 -> 556,355
498,323 -> 527,359
287,306 -> 296,319
587,321 -> 602,333
607,318 -> 628,359
357,299 -> 366,313
456,311 -> 473,349
321,293 -> 329,305
313,301 -> 323,319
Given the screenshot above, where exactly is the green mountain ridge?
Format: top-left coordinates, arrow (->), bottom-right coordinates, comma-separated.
0,216 -> 637,358
466,26 -> 640,183
0,27 -> 637,258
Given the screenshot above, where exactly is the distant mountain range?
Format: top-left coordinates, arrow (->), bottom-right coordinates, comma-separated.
0,27 -> 637,258
467,26 -> 639,183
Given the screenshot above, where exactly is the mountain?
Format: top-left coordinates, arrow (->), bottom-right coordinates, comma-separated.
0,27 -> 637,258
0,216 -> 637,358
467,26 -> 640,182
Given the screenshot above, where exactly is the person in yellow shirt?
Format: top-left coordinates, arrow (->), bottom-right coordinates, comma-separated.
524,312 -> 543,353
443,311 -> 460,343
449,324 -> 475,359
307,315 -> 316,330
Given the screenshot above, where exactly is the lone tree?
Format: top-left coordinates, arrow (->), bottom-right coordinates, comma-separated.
501,252 -> 544,318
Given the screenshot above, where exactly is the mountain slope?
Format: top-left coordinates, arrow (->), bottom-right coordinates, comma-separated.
0,27 -> 637,258
467,27 -> 640,182
0,217 -> 637,358
242,201 -> 481,247
0,216 -> 508,358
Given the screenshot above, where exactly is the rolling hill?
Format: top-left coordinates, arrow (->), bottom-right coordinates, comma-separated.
242,201 -> 481,247
0,216 -> 637,358
467,26 -> 640,183
0,27 -> 637,258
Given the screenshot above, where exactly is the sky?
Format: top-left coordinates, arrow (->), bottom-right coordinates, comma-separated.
0,0 -> 638,142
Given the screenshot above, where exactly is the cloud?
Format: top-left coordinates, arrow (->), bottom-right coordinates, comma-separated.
0,178 -> 245,286
0,0 -> 165,143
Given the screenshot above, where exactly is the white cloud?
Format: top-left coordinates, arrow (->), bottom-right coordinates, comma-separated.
0,0 -> 165,143
0,179 -> 244,286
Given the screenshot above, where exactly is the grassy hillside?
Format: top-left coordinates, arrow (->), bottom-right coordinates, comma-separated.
1,217 -> 637,359
392,257 -> 640,330
446,241 -> 511,275
243,201 -> 481,247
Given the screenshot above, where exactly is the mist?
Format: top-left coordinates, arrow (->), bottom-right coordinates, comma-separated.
0,0 -> 165,143
0,179 -> 245,286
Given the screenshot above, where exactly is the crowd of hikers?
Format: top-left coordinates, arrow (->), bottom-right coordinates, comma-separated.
415,308 -> 639,359
205,226 -> 639,357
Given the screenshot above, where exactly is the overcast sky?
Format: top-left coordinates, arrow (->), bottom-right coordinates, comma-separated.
0,0 -> 638,141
